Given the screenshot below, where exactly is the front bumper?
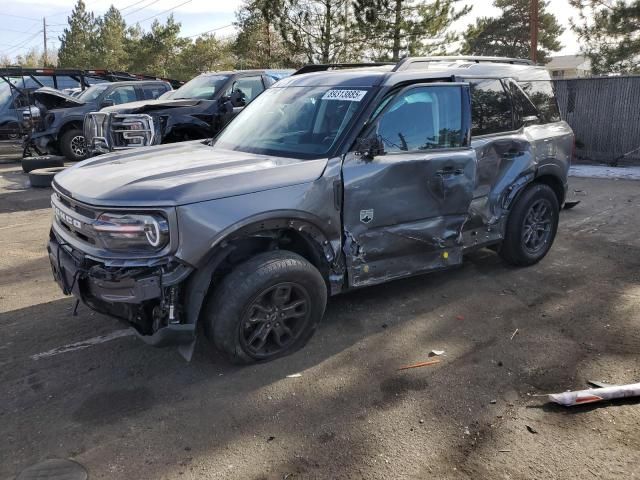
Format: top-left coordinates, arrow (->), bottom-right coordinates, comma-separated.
47,230 -> 196,348
25,131 -> 56,156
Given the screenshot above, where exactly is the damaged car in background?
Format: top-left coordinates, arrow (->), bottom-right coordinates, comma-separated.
27,80 -> 172,161
48,57 -> 573,364
83,69 -> 293,155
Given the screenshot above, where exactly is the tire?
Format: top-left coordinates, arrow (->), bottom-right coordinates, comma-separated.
59,128 -> 87,161
204,250 -> 328,364
29,167 -> 66,188
499,183 -> 559,266
21,155 -> 65,173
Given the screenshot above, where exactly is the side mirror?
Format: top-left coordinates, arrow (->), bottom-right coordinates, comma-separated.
355,136 -> 385,160
100,99 -> 115,109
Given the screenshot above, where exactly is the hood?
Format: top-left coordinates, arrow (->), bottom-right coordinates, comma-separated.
100,98 -> 202,114
33,87 -> 85,110
53,141 -> 328,207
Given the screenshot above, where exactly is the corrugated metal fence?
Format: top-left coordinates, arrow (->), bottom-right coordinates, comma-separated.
553,76 -> 640,164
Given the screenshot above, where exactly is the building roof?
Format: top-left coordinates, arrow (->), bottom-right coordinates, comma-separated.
546,55 -> 591,71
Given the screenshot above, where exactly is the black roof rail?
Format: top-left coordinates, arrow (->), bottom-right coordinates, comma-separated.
0,67 -> 184,90
293,62 -> 395,75
393,56 -> 534,72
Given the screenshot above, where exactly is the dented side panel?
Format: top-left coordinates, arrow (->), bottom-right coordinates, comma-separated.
342,149 -> 477,287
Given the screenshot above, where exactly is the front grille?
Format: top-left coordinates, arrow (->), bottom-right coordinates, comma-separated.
52,192 -> 100,246
85,112 -> 156,154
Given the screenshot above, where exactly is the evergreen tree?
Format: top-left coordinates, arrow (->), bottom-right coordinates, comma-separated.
569,0 -> 640,74
96,5 -> 127,70
58,0 -> 98,68
234,0 -> 298,68
177,35 -> 236,78
353,0 -> 471,62
276,0 -> 354,63
126,16 -> 189,77
462,0 -> 563,63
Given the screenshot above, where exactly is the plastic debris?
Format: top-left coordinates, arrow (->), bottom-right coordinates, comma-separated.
397,359 -> 441,371
548,382 -> 640,406
456,315 -> 465,321
429,350 -> 445,357
563,200 -> 581,210
526,425 -> 538,434
510,328 -> 519,340
286,373 -> 302,378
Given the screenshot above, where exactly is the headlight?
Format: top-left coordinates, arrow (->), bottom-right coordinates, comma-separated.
94,213 -> 169,251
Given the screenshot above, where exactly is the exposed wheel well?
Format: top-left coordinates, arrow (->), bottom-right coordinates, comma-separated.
533,174 -> 565,206
58,121 -> 83,142
211,228 -> 332,293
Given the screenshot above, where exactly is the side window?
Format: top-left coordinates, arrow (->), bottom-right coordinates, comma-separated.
519,81 -> 561,123
507,81 -> 539,128
104,85 -> 137,105
231,76 -> 265,103
142,85 -> 168,100
467,79 -> 512,136
373,86 -> 464,153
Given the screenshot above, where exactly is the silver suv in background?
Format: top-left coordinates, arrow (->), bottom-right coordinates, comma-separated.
48,57 -> 573,363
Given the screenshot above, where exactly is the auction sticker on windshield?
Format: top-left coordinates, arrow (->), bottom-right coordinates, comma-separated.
322,90 -> 367,102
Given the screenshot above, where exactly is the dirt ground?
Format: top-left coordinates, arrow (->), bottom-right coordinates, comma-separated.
1,162 -> 639,480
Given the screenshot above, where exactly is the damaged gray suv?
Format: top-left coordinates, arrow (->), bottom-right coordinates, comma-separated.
48,56 -> 573,363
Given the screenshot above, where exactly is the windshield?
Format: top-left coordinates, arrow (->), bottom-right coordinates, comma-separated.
213,86 -> 370,159
172,74 -> 229,100
77,84 -> 109,102
0,83 -> 12,108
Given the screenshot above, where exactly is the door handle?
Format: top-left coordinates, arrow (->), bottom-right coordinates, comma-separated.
435,167 -> 464,177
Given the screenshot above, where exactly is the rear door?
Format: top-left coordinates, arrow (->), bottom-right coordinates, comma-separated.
342,83 -> 477,287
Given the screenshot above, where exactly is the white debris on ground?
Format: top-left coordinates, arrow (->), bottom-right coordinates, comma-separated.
569,165 -> 640,180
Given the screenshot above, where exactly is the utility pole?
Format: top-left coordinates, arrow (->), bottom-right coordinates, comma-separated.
530,0 -> 539,63
43,17 -> 47,66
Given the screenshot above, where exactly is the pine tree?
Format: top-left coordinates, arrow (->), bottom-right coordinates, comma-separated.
58,0 -> 98,68
177,35 -> 235,78
353,0 -> 471,62
462,0 -> 563,63
96,5 -> 127,70
234,0 -> 298,68
276,0 -> 355,63
569,0 -> 640,74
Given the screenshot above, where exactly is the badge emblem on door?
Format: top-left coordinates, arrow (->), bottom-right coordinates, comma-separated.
360,209 -> 374,224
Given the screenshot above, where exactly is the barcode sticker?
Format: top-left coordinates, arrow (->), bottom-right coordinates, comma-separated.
322,89 -> 368,102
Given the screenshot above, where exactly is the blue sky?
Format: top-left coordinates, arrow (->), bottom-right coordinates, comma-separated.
0,0 -> 581,61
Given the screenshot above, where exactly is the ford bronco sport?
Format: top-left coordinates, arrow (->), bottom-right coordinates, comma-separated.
48,56 -> 573,363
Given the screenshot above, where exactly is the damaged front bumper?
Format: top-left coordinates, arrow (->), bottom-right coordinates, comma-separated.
25,131 -> 57,156
47,229 -> 196,349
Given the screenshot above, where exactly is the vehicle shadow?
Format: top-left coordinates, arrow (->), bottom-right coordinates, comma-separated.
3,231 -> 640,479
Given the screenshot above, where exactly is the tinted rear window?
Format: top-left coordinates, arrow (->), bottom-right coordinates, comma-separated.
468,79 -> 512,136
519,80 -> 561,123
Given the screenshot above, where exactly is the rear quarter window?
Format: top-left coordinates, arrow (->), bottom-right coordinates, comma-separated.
519,80 -> 561,123
468,79 -> 512,136
142,84 -> 169,100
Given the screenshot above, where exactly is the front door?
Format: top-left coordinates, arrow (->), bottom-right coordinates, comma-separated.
342,83 -> 477,287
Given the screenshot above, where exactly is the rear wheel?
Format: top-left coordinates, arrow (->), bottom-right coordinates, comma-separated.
204,250 -> 327,364
499,183 -> 559,266
59,128 -> 87,161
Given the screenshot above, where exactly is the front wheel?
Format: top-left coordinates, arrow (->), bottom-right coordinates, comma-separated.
204,251 -> 327,364
499,183 -> 559,266
59,129 -> 87,161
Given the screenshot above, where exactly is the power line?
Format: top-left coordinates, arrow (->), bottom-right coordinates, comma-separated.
184,24 -> 234,38
136,0 -> 193,23
0,13 -> 40,21
120,0 -> 153,11
1,30 -> 43,55
124,0 -> 163,18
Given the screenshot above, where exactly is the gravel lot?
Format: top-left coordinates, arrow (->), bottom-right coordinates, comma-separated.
1,162 -> 639,479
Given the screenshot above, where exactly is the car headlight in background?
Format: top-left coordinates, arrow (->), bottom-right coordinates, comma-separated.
94,212 -> 169,251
